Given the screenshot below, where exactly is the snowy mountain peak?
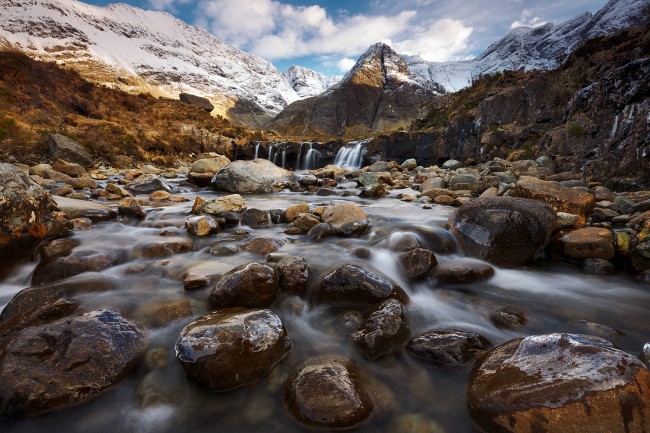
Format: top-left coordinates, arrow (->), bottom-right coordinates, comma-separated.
0,0 -> 304,124
283,65 -> 338,99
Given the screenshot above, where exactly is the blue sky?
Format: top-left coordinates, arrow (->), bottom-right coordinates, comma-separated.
85,0 -> 610,75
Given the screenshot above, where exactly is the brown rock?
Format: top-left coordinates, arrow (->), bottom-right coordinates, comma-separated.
408,329 -> 490,367
398,248 -> 437,280
467,333 -> 650,433
243,236 -> 285,256
306,223 -> 336,242
185,215 -> 219,237
118,197 -> 146,219
0,310 -> 144,417
277,257 -> 311,295
176,309 -> 290,391
321,203 -> 369,237
142,240 -> 192,258
208,263 -> 279,309
352,299 -> 410,359
284,202 -> 310,222
511,176 -> 595,225
285,359 -> 372,428
559,227 -> 615,260
53,195 -> 117,222
434,261 -> 495,284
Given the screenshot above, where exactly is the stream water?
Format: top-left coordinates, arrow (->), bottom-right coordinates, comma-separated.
1,179 -> 649,433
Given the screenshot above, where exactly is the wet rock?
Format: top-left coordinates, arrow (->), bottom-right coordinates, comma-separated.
208,263 -> 279,309
127,174 -> 171,195
420,177 -> 447,193
442,160 -> 462,170
118,196 -> 146,219
556,212 -> 579,228
243,236 -> 286,256
434,261 -> 495,284
48,133 -> 93,167
277,257 -> 310,295
511,176 -> 595,225
402,158 -> 417,171
39,238 -> 80,261
449,173 -> 478,191
67,177 -> 99,190
51,159 -> 86,178
283,202 -> 309,222
630,241 -> 650,272
184,274 -> 210,291
149,190 -> 171,200
306,223 -> 336,242
321,203 -> 369,237
559,227 -> 615,260
293,213 -> 320,231
489,307 -> 528,329
630,199 -> 650,214
188,156 -> 230,186
447,197 -> 555,267
185,215 -> 219,237
318,264 -> 408,308
352,299 -> 410,359
0,164 -> 71,261
135,299 -> 193,328
240,208 -> 270,227
467,333 -> 650,433
581,258 -> 616,275
359,184 -> 388,198
32,248 -> 127,286
398,248 -> 438,280
176,309 -> 290,391
407,329 -> 490,367
0,275 -> 114,325
285,359 -> 372,428
193,194 -> 246,216
0,310 -> 144,417
211,159 -> 296,193
142,240 -> 192,258
315,187 -> 337,196
54,195 -> 118,222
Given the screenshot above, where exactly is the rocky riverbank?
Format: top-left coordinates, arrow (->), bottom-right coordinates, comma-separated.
0,153 -> 649,432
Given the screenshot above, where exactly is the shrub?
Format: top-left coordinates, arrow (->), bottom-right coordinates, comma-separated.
566,123 -> 585,137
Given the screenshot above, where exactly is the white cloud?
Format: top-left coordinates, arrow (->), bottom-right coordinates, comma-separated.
146,0 -> 190,12
510,9 -> 547,29
336,58 -> 357,72
195,0 -> 473,66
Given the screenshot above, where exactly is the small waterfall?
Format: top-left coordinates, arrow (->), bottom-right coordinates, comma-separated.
333,139 -> 369,170
254,143 -> 260,159
281,149 -> 287,169
296,143 -> 303,170
267,144 -> 275,162
304,146 -> 322,170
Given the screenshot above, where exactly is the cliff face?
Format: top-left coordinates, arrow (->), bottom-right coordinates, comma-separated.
409,27 -> 650,185
268,43 -> 443,139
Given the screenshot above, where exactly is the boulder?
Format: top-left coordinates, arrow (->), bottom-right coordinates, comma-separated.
467,333 -> 650,433
559,227 -> 615,260
185,215 -> 219,237
318,264 -> 408,308
511,176 -> 595,225
447,197 -> 556,267
176,309 -> 290,391
489,307 -> 528,329
211,159 -> 296,193
243,236 -> 286,256
398,248 -> 438,280
0,164 -> 71,261
283,202 -> 310,223
0,310 -> 144,417
31,248 -> 127,286
188,156 -> 230,186
117,197 -> 146,219
179,93 -> 214,111
433,261 -> 495,284
306,223 -> 336,242
352,299 -> 410,359
193,194 -> 246,216
54,195 -> 117,222
277,257 -> 311,295
408,329 -> 490,367
51,159 -> 86,178
48,134 -> 93,167
285,358 -> 372,428
240,208 -> 270,227
127,175 -> 171,195
208,263 -> 279,309
321,203 -> 369,237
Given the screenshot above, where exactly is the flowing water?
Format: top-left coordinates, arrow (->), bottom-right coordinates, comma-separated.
1,180 -> 649,433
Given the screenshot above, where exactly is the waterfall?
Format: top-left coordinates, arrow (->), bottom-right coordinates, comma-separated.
281,149 -> 287,169
296,143 -> 303,170
303,145 -> 322,170
333,139 -> 369,170
254,143 -> 260,159
267,144 -> 275,162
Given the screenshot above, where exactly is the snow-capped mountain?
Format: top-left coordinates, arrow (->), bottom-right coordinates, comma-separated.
0,0 -> 324,124
406,0 -> 649,92
283,65 -> 339,99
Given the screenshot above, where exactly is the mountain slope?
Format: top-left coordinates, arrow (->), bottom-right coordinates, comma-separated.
269,43 -> 444,138
407,0 -> 650,92
0,0 -> 302,125
283,65 -> 338,99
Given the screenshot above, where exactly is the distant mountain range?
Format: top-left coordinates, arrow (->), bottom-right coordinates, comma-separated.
0,0 -> 647,132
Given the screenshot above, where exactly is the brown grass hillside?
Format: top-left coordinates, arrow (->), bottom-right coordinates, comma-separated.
0,51 -> 251,167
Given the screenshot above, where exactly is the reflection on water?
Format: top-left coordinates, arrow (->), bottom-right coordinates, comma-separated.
1,184 -> 649,433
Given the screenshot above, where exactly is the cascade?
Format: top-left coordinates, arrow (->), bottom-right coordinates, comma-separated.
333,139 -> 370,170
254,143 -> 260,159
303,145 -> 322,170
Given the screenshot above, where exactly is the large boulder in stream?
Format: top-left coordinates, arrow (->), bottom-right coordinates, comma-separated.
467,333 -> 650,433
0,164 -> 71,261
0,310 -> 144,417
352,298 -> 411,359
176,308 -> 290,391
447,197 -> 556,267
211,159 -> 296,193
321,203 -> 369,237
208,263 -> 280,309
